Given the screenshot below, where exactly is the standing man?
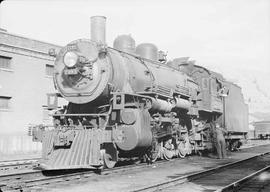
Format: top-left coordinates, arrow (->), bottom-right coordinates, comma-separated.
215,123 -> 227,159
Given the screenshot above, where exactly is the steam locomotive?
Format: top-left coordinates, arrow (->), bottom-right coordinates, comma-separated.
31,16 -> 248,170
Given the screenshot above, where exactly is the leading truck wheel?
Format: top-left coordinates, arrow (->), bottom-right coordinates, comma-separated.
102,143 -> 118,169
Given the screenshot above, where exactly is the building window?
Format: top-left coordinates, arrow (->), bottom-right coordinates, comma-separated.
45,64 -> 54,76
0,96 -> 11,109
0,56 -> 12,69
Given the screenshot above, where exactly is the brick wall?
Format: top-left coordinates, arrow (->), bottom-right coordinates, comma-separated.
0,31 -> 65,155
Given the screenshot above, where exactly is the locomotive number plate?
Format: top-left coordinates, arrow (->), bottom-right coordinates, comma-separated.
64,68 -> 78,75
66,44 -> 78,51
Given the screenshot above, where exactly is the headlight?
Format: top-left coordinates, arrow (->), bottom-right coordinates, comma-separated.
63,51 -> 78,67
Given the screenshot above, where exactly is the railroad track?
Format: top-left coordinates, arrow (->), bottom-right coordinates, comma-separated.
0,158 -> 40,172
0,158 -> 180,191
1,145 -> 270,192
132,152 -> 270,192
218,165 -> 270,192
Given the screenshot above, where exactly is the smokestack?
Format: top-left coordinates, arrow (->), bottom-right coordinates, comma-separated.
91,16 -> 106,44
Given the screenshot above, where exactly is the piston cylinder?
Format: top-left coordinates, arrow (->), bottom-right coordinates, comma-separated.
173,98 -> 191,110
150,98 -> 174,113
116,109 -> 152,152
91,16 -> 106,44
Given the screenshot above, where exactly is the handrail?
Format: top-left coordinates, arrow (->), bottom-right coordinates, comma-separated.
51,113 -> 109,117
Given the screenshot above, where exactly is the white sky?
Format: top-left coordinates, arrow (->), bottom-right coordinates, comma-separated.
1,0 -> 270,104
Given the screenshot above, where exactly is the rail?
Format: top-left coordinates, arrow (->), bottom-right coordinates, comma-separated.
131,151 -> 270,192
0,157 -> 180,191
216,165 -> 270,192
0,158 -> 40,172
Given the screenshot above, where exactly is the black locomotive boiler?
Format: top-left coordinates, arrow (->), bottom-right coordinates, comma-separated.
31,16 -> 248,170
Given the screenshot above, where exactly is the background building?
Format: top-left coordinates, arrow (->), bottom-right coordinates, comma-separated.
253,121 -> 270,139
0,28 -> 63,155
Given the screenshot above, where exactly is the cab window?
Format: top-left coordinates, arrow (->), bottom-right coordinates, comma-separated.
211,79 -> 216,93
202,78 -> 209,89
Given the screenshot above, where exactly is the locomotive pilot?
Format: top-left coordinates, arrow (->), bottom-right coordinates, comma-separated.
214,123 -> 227,159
